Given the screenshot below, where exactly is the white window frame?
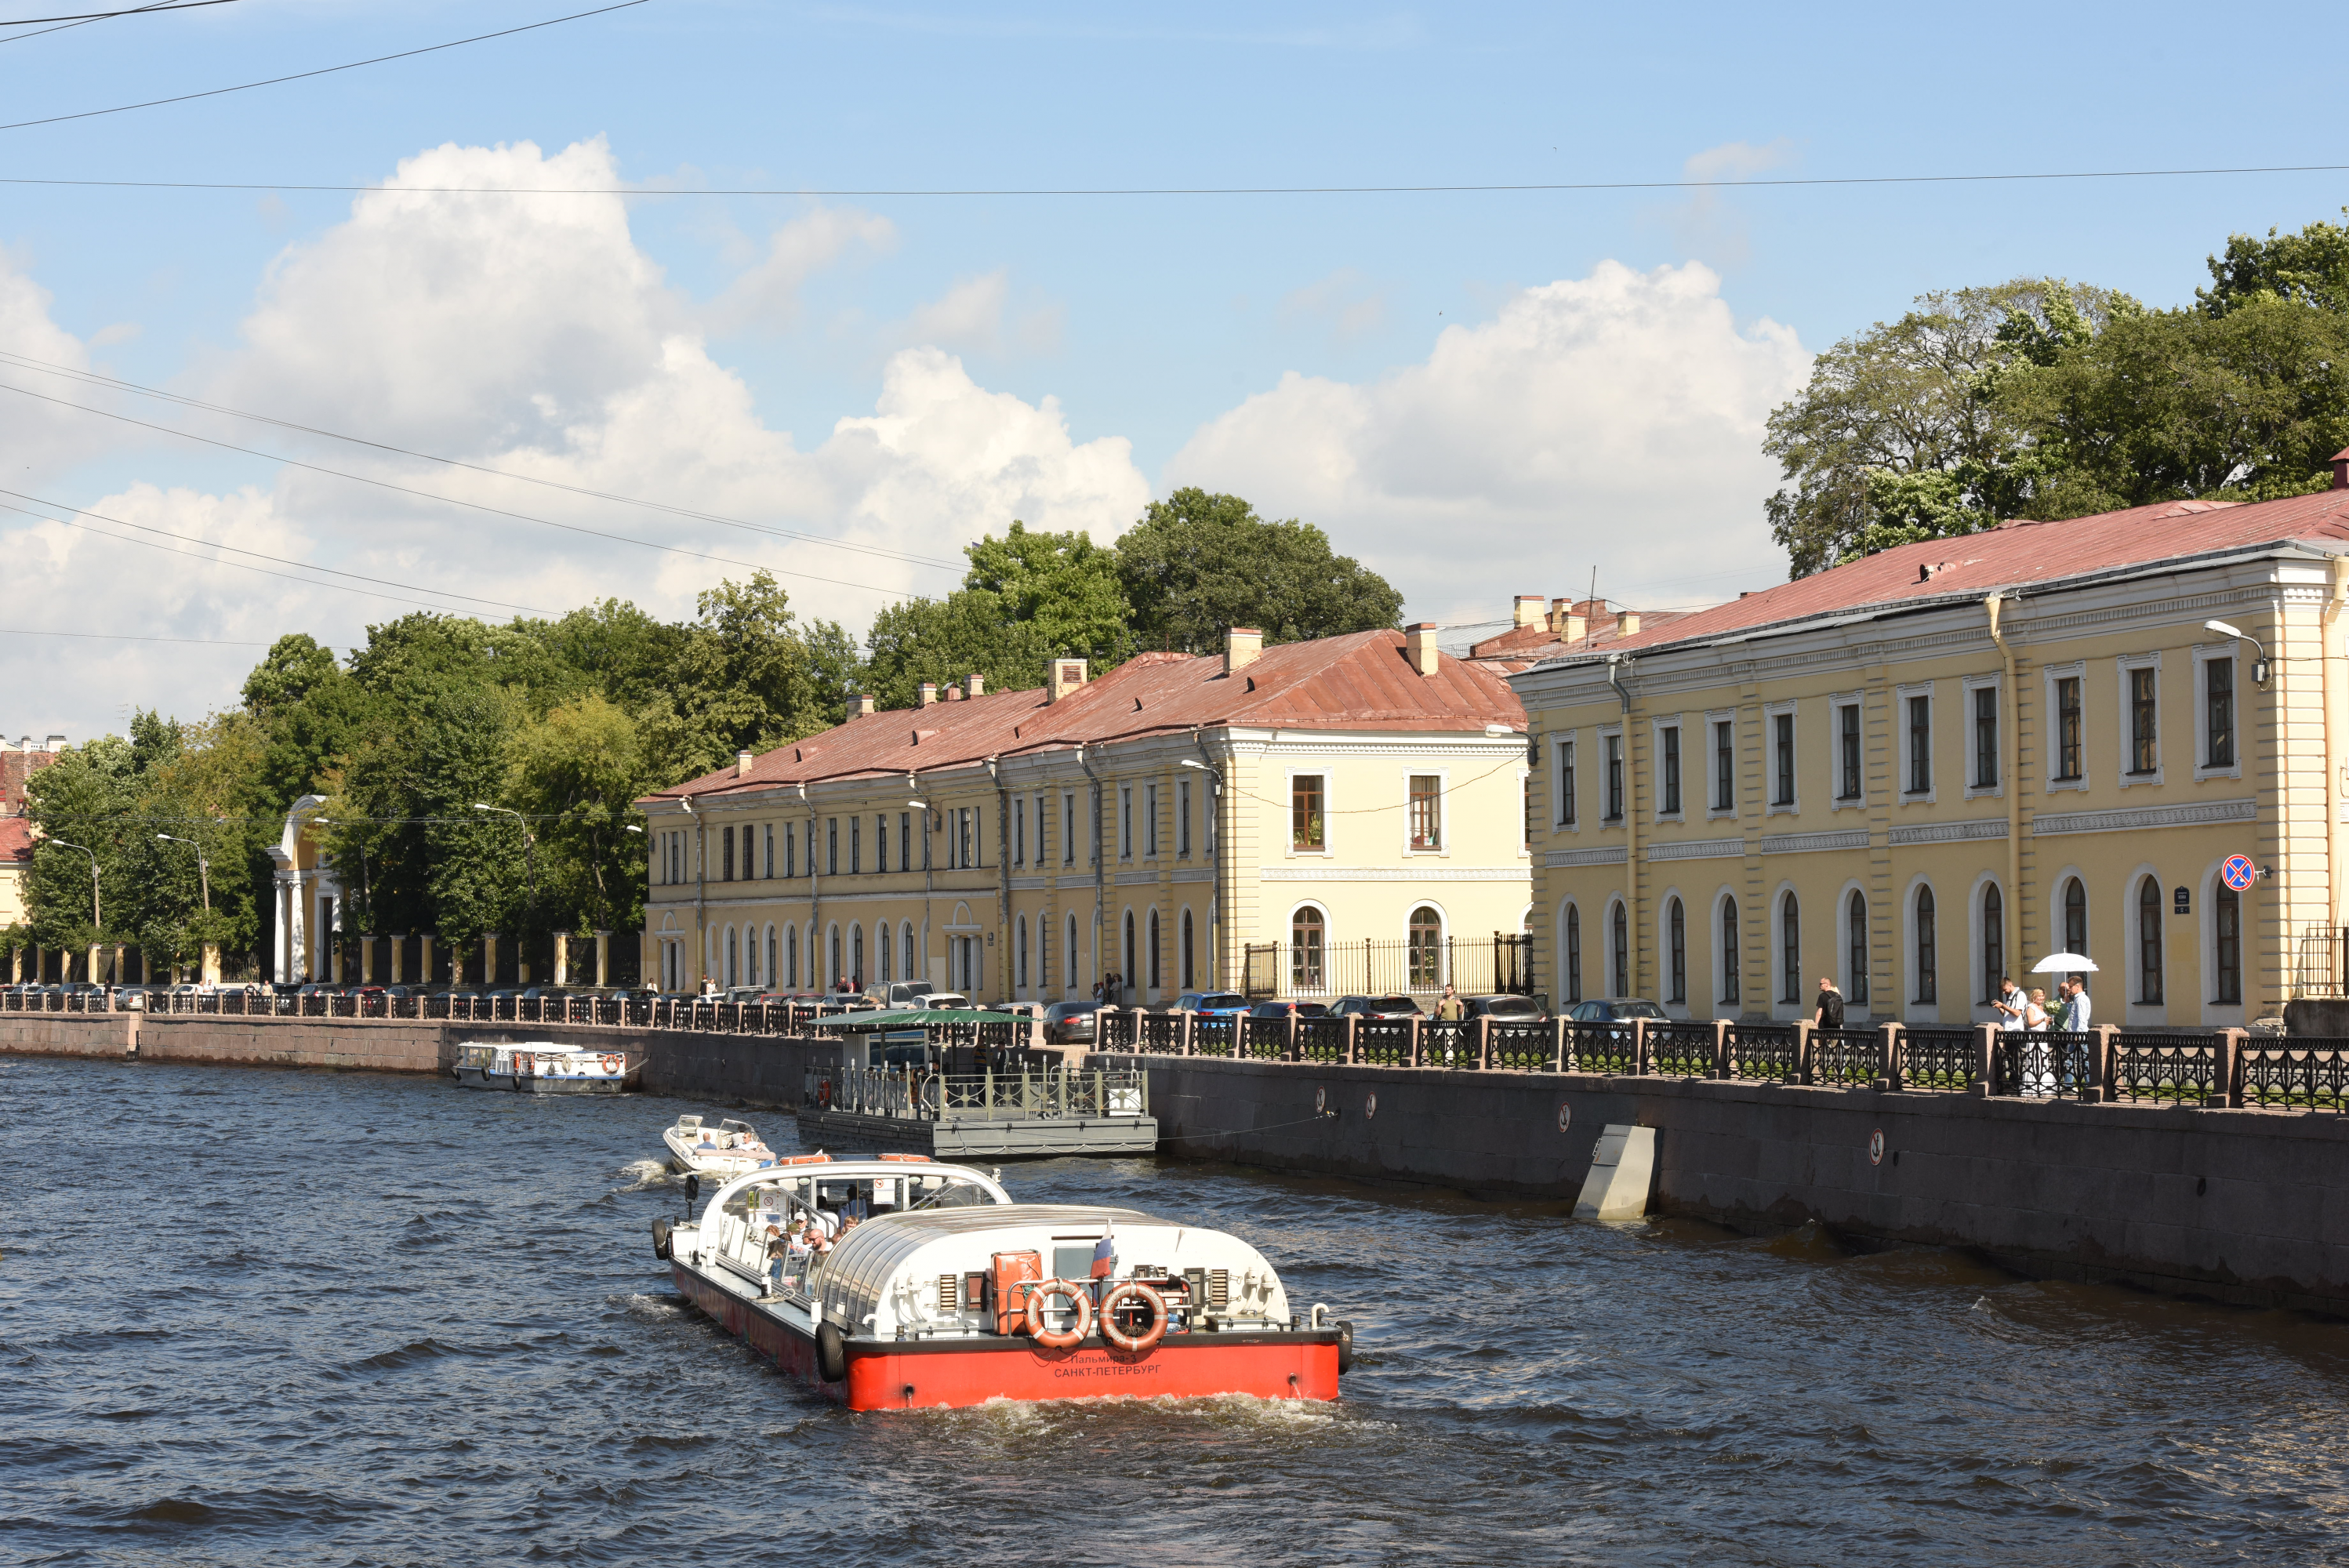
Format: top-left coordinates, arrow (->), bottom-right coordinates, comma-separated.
2116,651 -> 2164,789
1062,792 -> 1077,866
2191,643 -> 2243,782
1178,779 -> 1193,858
1402,764 -> 1450,857
1764,700 -> 1800,818
2198,855 -> 2247,1026
2044,660 -> 2089,793
1965,871 -> 2008,1022
1827,692 -> 1865,811
1962,675 -> 2004,800
1597,723 -> 1625,825
1897,681 -> 1937,804
1119,785 -> 1135,861
1901,873 -> 1941,1022
1552,730 -> 1580,830
1651,716 -> 1685,824
1706,710 -> 1738,819
1711,884 -> 1742,1019
1835,878 -> 1871,1011
1655,884 -> 1690,1018
1767,880 -> 1803,1019
1145,782 -> 1160,858
1285,767 -> 1333,857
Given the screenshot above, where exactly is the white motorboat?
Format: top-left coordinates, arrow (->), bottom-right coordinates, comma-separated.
663,1114 -> 781,1177
450,1040 -> 639,1094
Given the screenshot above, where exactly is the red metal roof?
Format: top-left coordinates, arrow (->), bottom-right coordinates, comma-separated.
649,630 -> 1526,800
1469,597 -> 1701,668
1562,488 -> 2349,663
0,817 -> 32,864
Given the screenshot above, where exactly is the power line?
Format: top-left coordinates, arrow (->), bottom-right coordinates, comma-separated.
2,0 -> 176,44
0,379 -> 924,601
0,347 -> 964,573
0,490 -> 547,615
0,0 -> 648,132
5,159 -> 2349,198
0,626 -> 276,646
0,0 -> 240,24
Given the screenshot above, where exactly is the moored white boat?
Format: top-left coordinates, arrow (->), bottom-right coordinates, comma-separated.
450,1040 -> 639,1094
652,1154 -> 1352,1409
663,1114 -> 780,1177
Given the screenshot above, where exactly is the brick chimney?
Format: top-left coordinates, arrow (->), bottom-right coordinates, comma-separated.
1559,601 -> 1587,642
964,673 -> 986,699
1614,608 -> 1640,638
1404,622 -> 1440,676
1048,659 -> 1087,703
2333,445 -> 2349,490
853,692 -> 876,717
917,681 -> 938,708
735,749 -> 753,778
1512,594 -> 1545,628
1223,627 -> 1262,676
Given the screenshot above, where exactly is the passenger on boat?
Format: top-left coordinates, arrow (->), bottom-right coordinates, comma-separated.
763,1226 -> 788,1298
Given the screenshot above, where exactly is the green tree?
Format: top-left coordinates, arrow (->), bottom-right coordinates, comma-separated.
862,590 -> 1051,710
23,735 -> 134,949
637,572 -> 855,786
507,693 -> 654,935
1113,488 -> 1403,652
2201,207 -> 2349,318
963,520 -> 1134,664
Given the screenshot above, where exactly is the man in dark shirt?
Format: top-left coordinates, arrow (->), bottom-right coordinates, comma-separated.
1813,976 -> 1845,1031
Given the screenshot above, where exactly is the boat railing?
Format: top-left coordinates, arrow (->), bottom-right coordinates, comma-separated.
806,1063 -> 1149,1121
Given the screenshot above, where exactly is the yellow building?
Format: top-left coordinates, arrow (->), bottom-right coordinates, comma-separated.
1512,469 -> 2349,1028
638,626 -> 1531,1004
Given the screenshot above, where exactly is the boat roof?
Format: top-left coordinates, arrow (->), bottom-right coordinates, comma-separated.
816,1205 -> 1165,1323
804,1007 -> 1023,1029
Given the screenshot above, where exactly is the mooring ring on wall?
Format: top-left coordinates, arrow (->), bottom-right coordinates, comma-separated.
1315,1084 -> 1326,1115
1558,1102 -> 1572,1134
1364,1091 -> 1377,1120
1868,1128 -> 1885,1167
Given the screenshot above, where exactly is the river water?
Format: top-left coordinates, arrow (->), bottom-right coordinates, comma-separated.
5,1055 -> 2347,1566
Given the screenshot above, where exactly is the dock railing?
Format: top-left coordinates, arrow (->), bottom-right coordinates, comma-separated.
807,1063 -> 1148,1122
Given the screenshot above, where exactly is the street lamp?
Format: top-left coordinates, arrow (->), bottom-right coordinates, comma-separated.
155,833 -> 210,912
473,803 -> 537,902
2204,619 -> 2271,688
48,837 -> 100,932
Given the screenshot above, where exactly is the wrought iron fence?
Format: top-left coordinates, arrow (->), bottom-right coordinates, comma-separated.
1896,1029 -> 1977,1091
1138,1013 -> 1184,1053
1238,1016 -> 1289,1060
1355,1018 -> 1411,1065
1298,1017 -> 1349,1062
1645,1022 -> 1718,1078
1809,1029 -> 1883,1087
1990,1033 -> 2098,1098
1724,1024 -> 1799,1082
2292,924 -> 2349,998
2236,1039 -> 2349,1109
2105,1033 -> 2224,1105
1488,1019 -> 1554,1070
1191,1015 -> 1237,1058
1240,934 -> 1536,1000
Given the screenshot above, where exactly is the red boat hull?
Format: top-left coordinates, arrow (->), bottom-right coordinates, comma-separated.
672,1261 -> 1342,1410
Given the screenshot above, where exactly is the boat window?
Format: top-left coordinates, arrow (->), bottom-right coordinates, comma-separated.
1052,1245 -> 1095,1282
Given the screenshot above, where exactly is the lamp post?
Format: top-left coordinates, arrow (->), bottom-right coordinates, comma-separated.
473,804 -> 537,902
155,833 -> 210,912
49,837 -> 100,933
2203,619 -> 2271,688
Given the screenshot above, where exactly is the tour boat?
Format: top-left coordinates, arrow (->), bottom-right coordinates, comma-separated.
652,1153 -> 1352,1409
449,1040 -> 639,1094
663,1114 -> 780,1177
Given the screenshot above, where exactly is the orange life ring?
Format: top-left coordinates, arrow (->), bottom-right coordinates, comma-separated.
600,1054 -> 622,1074
1024,1279 -> 1092,1349
1098,1281 -> 1168,1353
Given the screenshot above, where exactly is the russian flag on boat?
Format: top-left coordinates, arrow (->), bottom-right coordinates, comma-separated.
1091,1225 -> 1116,1279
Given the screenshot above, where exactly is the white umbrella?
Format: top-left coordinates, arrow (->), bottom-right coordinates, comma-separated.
2031,953 -> 2099,973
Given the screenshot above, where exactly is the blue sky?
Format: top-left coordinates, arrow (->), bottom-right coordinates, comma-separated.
4,0 -> 2346,738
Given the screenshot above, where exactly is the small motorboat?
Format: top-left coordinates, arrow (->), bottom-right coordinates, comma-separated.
663,1114 -> 780,1178
652,1153 -> 1352,1409
450,1040 -> 638,1094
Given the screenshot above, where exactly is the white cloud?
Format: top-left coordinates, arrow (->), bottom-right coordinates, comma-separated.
888,268 -> 1064,356
1165,259 -> 1811,623
0,249 -> 121,488
706,205 -> 896,336
1280,267 -> 1389,346
1666,138 -> 1799,268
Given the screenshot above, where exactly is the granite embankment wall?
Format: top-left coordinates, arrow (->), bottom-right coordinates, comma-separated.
1095,1052 -> 2349,1315
0,1014 -> 831,1105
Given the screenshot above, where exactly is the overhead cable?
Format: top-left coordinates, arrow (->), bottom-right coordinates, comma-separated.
0,625 -> 276,646
0,0 -> 648,132
0,0 -> 241,24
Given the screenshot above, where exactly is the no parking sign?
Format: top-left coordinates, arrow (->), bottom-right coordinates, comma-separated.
2221,855 -> 2256,893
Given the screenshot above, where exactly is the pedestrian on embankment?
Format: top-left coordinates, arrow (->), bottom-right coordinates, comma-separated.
1813,977 -> 1844,1031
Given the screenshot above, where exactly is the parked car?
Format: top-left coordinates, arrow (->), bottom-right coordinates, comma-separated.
1462,994 -> 1548,1022
1246,1000 -> 1331,1020
1041,1000 -> 1098,1044
1173,991 -> 1250,1016
111,985 -> 153,1011
1564,999 -> 1667,1023
1333,994 -> 1421,1018
867,980 -> 937,1008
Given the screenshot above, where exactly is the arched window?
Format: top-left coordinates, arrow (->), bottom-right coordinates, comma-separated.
1564,905 -> 1583,1004
1666,898 -> 1686,1004
1123,909 -> 1137,993
1779,891 -> 1800,1004
851,924 -> 864,989
725,926 -> 739,988
1181,909 -> 1196,990
1610,901 -> 1628,998
2063,877 -> 2088,968
1408,905 -> 1442,989
1981,883 -> 2003,1002
1148,909 -> 1162,991
878,920 -> 893,983
1016,916 -> 1029,990
1066,913 -> 1079,991
766,927 -> 777,990
1846,891 -> 1868,1006
1914,886 -> 1937,1004
1721,897 -> 1740,1006
902,923 -> 915,985
786,925 -> 798,989
2215,882 -> 2242,1004
2137,877 -> 2163,1004
1292,906 -> 1325,992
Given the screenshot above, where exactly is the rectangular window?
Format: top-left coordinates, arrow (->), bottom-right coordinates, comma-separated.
785,823 -> 796,880
900,811 -> 911,871
2056,677 -> 2083,779
1014,797 -> 1025,865
968,807 -> 979,867
826,818 -> 837,877
1907,695 -> 1931,794
1558,739 -> 1577,826
2129,667 -> 2158,774
1178,780 -> 1193,855
1063,793 -> 1076,865
721,826 -> 735,882
2206,657 -> 2235,768
1973,687 -> 1999,788
1409,775 -> 1442,849
1292,775 -> 1325,849
874,813 -> 888,874
1660,727 -> 1681,815
1773,713 -> 1795,806
849,815 -> 861,875
1714,720 -> 1734,811
1603,735 -> 1624,821
1145,783 -> 1159,857
1120,786 -> 1134,858
1838,703 -> 1861,800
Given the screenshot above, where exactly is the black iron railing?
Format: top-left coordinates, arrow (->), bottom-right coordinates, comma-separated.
2106,1033 -> 2224,1105
1809,1029 -> 1883,1087
1723,1024 -> 1798,1082
1990,1033 -> 2099,1098
1644,1022 -> 1718,1078
2236,1039 -> 2349,1109
1897,1028 -> 1977,1091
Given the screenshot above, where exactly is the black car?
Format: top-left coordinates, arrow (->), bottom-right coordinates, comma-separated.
1564,999 -> 1667,1023
1333,994 -> 1421,1018
1042,1000 -> 1098,1044
1246,1000 -> 1331,1020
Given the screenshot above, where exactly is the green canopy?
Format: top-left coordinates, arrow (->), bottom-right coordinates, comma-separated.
803,1007 -> 1026,1030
